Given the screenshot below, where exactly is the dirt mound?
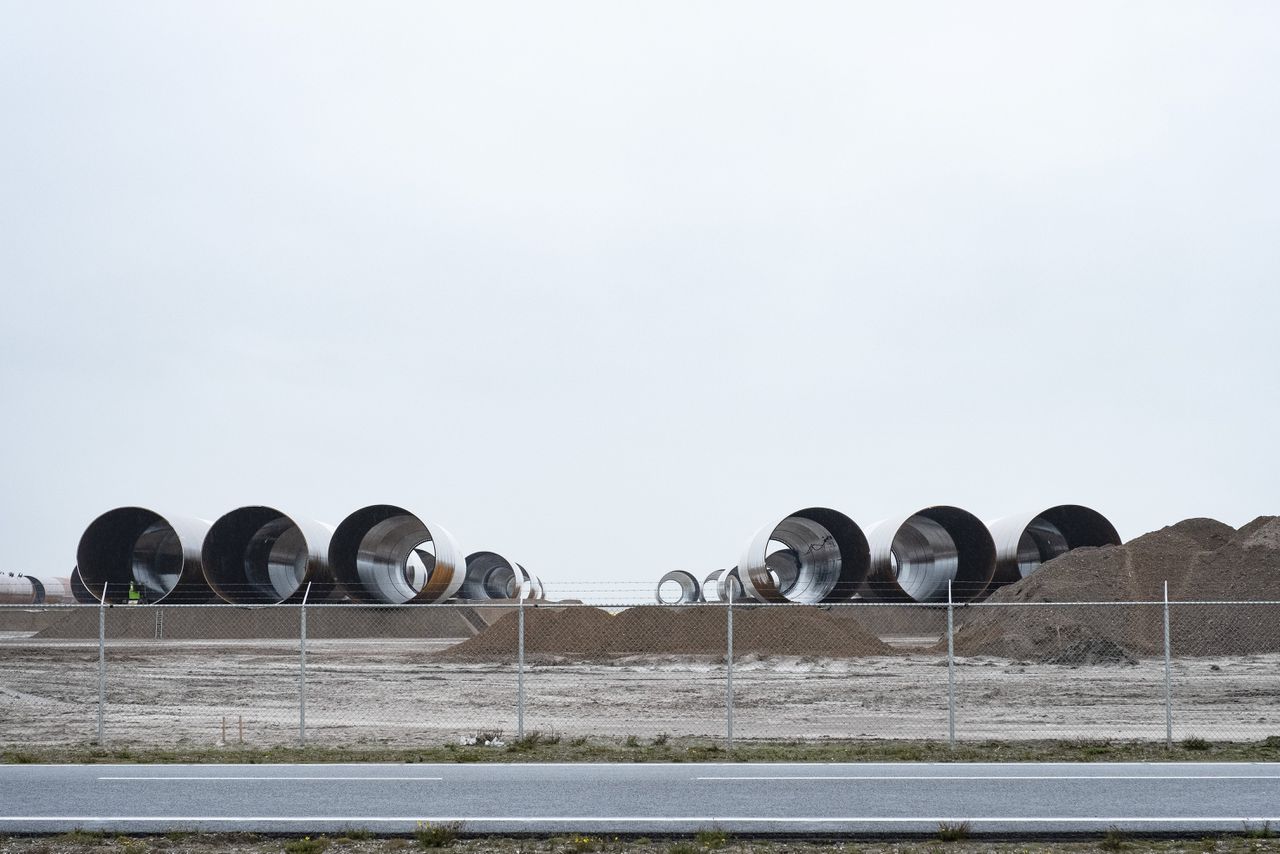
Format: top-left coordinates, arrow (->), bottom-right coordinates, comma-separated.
1039,637 -> 1137,666
437,605 -> 892,660
983,518 -> 1236,605
949,517 -> 1280,659
33,606 -> 480,640
948,608 -> 1147,661
1168,516 -> 1280,655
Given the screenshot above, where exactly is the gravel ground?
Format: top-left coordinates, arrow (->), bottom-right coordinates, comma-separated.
1,639 -> 1277,748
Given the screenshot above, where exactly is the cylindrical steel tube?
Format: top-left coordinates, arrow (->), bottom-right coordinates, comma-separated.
738,507 -> 869,603
864,506 -> 996,603
329,504 -> 464,604
25,574 -> 74,604
70,566 -> 98,603
719,567 -> 745,603
202,507 -> 336,604
706,571 -> 727,604
655,570 -> 701,604
461,551 -> 536,601
0,572 -> 35,605
76,507 -> 214,604
526,574 -> 545,600
986,504 -> 1121,592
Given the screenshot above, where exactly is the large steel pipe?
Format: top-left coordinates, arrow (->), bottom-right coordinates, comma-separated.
461,551 -> 537,601
738,507 -> 869,603
202,507 -> 335,604
0,572 -> 37,605
329,504 -> 464,604
25,574 -> 74,604
865,506 -> 996,603
69,566 -> 97,603
76,507 -> 214,604
986,505 -> 1120,592
656,570 -> 701,604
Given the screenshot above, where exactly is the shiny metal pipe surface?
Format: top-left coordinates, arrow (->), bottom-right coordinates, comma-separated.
738,507 -> 869,603
0,572 -> 36,605
69,566 -> 97,603
526,574 -> 545,600
701,569 -> 727,602
865,506 -> 996,603
462,551 -> 535,600
986,505 -> 1120,591
719,567 -> 745,603
202,507 -> 335,604
76,507 -> 214,604
26,574 -> 74,604
329,504 -> 464,604
656,570 -> 701,604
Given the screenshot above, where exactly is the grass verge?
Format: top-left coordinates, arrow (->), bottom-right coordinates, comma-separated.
5,735 -> 1280,765
3,834 -> 1280,853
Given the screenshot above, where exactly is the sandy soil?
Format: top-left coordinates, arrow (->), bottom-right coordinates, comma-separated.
1,638 -> 1276,748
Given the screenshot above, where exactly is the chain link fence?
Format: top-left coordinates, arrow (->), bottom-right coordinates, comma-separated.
1,594 -> 1277,749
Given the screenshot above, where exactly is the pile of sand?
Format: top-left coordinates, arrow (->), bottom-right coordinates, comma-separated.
1168,516 -> 1280,655
436,605 -> 892,661
32,606 -> 480,640
951,517 -> 1280,660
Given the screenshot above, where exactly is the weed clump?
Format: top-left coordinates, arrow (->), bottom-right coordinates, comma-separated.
508,731 -> 561,752
414,821 -> 462,848
936,820 -> 971,841
1101,826 -> 1130,850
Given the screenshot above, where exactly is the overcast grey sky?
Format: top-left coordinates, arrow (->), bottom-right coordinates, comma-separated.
1,1 -> 1277,590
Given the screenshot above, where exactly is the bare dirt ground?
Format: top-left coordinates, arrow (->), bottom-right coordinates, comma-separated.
1,638 -> 1276,749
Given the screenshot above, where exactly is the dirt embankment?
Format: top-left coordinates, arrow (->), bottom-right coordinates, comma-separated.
30,606 -> 481,640
436,604 -> 892,661
951,517 -> 1280,661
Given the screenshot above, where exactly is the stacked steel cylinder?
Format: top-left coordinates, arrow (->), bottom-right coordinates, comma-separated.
42,505 -> 546,606
656,505 -> 1121,605
5,502 -> 1120,607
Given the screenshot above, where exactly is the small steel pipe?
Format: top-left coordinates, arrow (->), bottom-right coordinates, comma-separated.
719,567 -> 745,603
986,504 -> 1120,592
76,507 -> 214,603
329,504 -> 464,604
701,570 -> 725,602
738,507 -> 869,603
656,570 -> 701,604
525,574 -> 545,600
0,572 -> 36,605
202,506 -> 336,604
24,574 -> 74,604
865,506 -> 996,603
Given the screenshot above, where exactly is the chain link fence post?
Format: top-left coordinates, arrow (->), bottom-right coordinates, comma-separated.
1163,580 -> 1173,749
726,586 -> 734,751
97,586 -> 107,744
947,580 -> 956,748
517,597 -> 525,740
299,582 -> 311,747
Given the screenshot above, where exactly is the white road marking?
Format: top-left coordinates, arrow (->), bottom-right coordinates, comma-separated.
697,775 -> 1280,781
97,776 -> 443,782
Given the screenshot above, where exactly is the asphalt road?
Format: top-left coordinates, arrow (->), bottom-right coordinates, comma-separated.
3,762 -> 1279,835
